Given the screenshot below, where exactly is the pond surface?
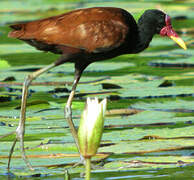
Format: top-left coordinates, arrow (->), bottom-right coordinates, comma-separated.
0,0 -> 194,179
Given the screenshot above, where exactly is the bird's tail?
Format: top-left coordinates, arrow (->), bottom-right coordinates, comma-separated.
8,23 -> 25,38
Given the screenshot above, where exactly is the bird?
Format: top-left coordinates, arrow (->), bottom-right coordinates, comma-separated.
7,7 -> 187,170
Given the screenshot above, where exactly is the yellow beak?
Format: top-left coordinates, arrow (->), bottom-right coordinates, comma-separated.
170,36 -> 187,50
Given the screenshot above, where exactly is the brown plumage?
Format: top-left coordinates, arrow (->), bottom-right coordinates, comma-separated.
9,7 -> 136,55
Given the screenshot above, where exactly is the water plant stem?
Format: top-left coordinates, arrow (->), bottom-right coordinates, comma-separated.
85,158 -> 91,180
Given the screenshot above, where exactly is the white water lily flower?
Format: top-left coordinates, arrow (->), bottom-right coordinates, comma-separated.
78,97 -> 107,158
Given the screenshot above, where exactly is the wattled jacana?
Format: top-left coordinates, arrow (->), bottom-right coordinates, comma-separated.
7,7 -> 187,170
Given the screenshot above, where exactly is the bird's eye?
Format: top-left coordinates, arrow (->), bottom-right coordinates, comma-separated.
156,25 -> 163,33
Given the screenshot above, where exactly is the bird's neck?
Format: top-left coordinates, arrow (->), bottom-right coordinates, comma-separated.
133,21 -> 155,53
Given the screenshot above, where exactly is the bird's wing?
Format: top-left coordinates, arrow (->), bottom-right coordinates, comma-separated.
57,20 -> 129,53
9,8 -> 129,53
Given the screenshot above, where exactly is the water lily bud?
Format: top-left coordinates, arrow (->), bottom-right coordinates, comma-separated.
78,97 -> 107,158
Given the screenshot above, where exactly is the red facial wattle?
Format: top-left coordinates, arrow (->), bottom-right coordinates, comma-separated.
160,15 -> 187,50
160,15 -> 178,37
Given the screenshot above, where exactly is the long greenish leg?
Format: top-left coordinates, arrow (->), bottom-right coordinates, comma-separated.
8,63 -> 56,171
65,75 -> 81,151
65,63 -> 89,154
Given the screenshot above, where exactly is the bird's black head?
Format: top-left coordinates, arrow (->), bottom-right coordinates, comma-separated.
138,9 -> 186,50
138,9 -> 166,34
